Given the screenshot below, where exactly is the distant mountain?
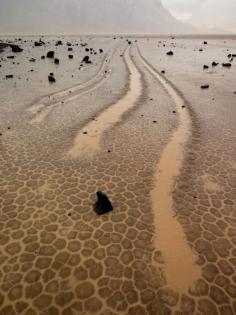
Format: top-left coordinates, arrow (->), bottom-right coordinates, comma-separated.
0,0 -> 194,34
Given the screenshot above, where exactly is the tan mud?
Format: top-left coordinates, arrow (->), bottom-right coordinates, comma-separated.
67,46 -> 142,158
137,46 -> 201,292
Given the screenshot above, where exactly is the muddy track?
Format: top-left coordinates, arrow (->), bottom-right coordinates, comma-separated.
136,44 -> 201,292
67,45 -> 142,158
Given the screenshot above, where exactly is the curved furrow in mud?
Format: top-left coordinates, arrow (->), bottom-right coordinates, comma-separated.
67,45 -> 142,158
28,44 -> 121,123
136,44 -> 201,292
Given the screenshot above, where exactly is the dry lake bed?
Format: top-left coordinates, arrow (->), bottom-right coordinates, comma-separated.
0,35 -> 236,315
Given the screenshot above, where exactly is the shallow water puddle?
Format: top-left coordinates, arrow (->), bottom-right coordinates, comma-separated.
138,47 -> 201,292
67,46 -> 142,158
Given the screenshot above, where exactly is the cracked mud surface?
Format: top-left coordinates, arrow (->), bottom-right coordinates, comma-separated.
0,35 -> 235,314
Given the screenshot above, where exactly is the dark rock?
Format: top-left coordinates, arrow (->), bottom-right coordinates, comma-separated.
29,58 -> 36,62
6,75 -> 13,79
85,48 -> 90,52
201,84 -> 209,89
7,56 -> 15,59
10,44 -> 23,52
203,65 -> 209,69
34,41 -> 44,47
41,56 -> 45,59
203,41 -> 208,45
128,41 -> 132,45
55,40 -> 62,46
68,47 -> 73,51
54,58 -> 60,64
172,110 -> 176,114
94,191 -> 113,215
222,63 -> 231,67
68,54 -> 73,59
99,49 -> 103,53
166,51 -> 173,56
47,51 -> 55,58
161,70 -> 165,74
82,56 -> 91,64
48,74 -> 56,82
199,49 -> 203,52
212,61 -> 218,67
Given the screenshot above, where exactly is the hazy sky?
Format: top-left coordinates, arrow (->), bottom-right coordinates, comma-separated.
162,0 -> 236,32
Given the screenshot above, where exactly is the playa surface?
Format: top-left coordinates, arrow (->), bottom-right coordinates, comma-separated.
0,35 -> 235,315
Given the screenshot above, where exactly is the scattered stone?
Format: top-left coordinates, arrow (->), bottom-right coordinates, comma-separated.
54,58 -> 60,64
7,56 -> 14,59
48,74 -> 56,83
161,70 -> 165,74
6,75 -> 13,79
68,47 -> 73,51
212,61 -> 218,67
94,191 -> 113,215
41,56 -> 45,59
47,51 -> 55,58
55,40 -> 62,46
99,49 -> 103,53
166,51 -> 174,56
10,44 -> 23,52
199,49 -> 203,52
82,56 -> 92,64
222,63 -> 231,67
203,65 -> 209,69
201,84 -> 209,89
203,41 -> 208,44
68,54 -> 73,59
34,41 -> 44,47
29,58 -> 36,62
172,110 -> 176,114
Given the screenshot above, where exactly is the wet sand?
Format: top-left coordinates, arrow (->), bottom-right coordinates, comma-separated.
0,35 -> 235,315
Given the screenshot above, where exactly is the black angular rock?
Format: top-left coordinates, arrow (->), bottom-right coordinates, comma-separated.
166,51 -> 174,56
82,55 -> 91,64
94,191 -> 113,215
34,41 -> 44,47
201,84 -> 209,89
68,54 -> 73,59
54,58 -> 60,64
222,63 -> 231,67
10,44 -> 23,52
47,51 -> 55,58
203,65 -> 209,69
55,40 -> 62,46
99,49 -> 103,53
48,74 -> 56,82
212,61 -> 219,67
6,75 -> 13,79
